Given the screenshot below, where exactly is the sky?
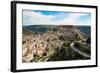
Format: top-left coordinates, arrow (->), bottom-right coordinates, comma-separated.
23,10 -> 91,26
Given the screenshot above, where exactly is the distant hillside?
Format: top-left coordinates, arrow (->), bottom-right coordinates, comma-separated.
23,27 -> 34,35
23,25 -> 90,36
76,26 -> 91,37
23,25 -> 57,34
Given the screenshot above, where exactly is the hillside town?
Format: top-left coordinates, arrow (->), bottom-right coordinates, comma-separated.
22,25 -> 91,63
22,30 -> 64,62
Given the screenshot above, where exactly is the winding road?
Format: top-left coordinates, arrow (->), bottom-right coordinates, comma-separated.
70,43 -> 90,58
